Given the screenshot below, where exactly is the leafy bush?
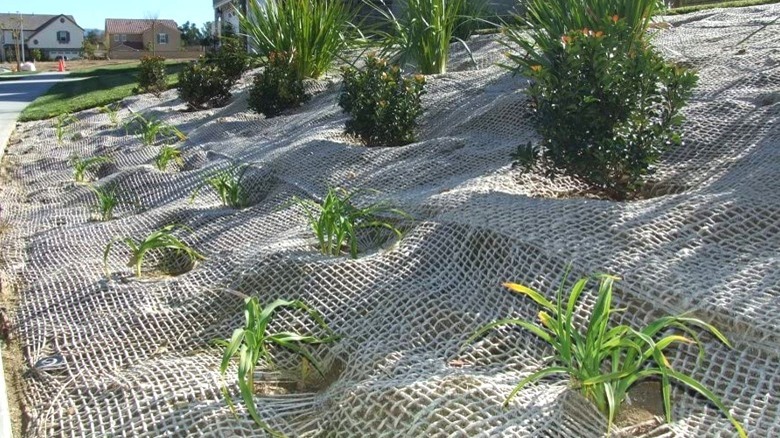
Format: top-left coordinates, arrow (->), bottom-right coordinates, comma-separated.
218,296 -> 338,432
288,187 -> 408,258
138,56 -> 168,95
207,37 -> 249,83
190,165 -> 248,208
506,11 -> 697,198
339,56 -> 426,147
368,0 -> 473,74
465,271 -> 746,437
240,0 -> 355,79
103,224 -> 205,278
248,52 -> 308,117
177,60 -> 233,109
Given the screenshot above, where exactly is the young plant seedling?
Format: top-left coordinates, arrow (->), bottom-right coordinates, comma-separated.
125,113 -> 187,146
190,165 -> 249,208
103,224 -> 205,278
89,183 -> 120,221
218,296 -> 339,434
463,270 -> 746,437
54,113 -> 78,144
288,188 -> 408,258
71,155 -> 112,183
99,103 -> 122,127
155,145 -> 184,172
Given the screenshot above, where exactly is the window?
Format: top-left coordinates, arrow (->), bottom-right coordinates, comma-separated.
56,31 -> 70,43
113,34 -> 120,42
121,34 -> 127,42
157,33 -> 168,44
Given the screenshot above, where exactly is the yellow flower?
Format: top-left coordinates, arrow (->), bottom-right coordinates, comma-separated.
530,65 -> 542,73
595,31 -> 604,38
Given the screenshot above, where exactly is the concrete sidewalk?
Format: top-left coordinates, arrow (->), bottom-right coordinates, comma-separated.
0,72 -> 72,159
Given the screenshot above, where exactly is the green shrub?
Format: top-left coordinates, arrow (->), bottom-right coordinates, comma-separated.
240,0 -> 355,79
218,296 -> 338,433
138,55 -> 168,95
339,56 -> 426,147
248,52 -> 308,117
177,60 -> 233,109
207,37 -> 249,83
506,12 -> 697,199
464,271 -> 745,437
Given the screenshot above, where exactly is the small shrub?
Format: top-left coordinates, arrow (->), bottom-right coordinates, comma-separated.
89,183 -> 120,221
218,296 -> 338,432
155,145 -> 184,171
125,114 -> 187,146
208,37 -> 249,83
54,113 -> 78,144
138,55 -> 168,95
103,224 -> 205,278
248,51 -> 308,117
178,60 -> 233,109
505,8 -> 697,198
339,56 -> 426,147
190,165 -> 248,208
288,187 -> 408,258
71,155 -> 112,183
511,142 -> 540,172
464,270 -> 746,437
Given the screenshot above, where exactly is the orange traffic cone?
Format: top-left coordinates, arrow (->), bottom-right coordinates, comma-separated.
58,59 -> 65,72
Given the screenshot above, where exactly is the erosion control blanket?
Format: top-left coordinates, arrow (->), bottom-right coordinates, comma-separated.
1,5 -> 778,437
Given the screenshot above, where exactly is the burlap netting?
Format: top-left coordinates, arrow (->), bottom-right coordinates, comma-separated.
0,4 -> 778,436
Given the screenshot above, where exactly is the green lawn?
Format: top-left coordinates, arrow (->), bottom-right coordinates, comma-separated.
19,61 -> 187,122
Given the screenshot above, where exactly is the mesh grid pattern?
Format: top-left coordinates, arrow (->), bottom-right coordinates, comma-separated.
1,5 -> 779,437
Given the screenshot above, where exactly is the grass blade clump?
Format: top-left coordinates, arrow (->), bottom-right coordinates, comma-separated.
190,165 -> 249,208
125,113 -> 187,146
464,270 -> 746,437
239,0 -> 356,79
218,296 -> 338,434
54,113 -> 78,144
71,155 -> 112,183
103,224 -> 205,278
99,103 -> 122,126
366,0 -> 471,74
289,187 -> 408,258
155,145 -> 184,172
89,183 -> 120,221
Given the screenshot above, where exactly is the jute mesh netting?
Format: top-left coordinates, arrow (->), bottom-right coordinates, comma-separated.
0,5 -> 778,437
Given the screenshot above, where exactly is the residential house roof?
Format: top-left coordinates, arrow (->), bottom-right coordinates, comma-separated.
0,13 -> 80,32
105,18 -> 178,35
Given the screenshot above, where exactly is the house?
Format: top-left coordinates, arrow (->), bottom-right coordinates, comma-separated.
0,13 -> 84,62
105,18 -> 181,55
213,0 -> 249,40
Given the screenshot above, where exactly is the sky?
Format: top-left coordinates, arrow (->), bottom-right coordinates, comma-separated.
5,0 -> 215,31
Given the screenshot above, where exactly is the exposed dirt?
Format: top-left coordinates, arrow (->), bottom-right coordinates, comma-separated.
615,381 -> 665,435
0,272 -> 27,438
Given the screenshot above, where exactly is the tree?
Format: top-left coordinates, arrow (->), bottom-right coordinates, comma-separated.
82,40 -> 96,60
179,21 -> 203,46
85,29 -> 103,46
200,22 -> 217,47
145,12 -> 160,55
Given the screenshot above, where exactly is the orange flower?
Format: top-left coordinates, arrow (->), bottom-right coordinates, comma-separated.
561,35 -> 572,45
612,15 -> 619,23
582,27 -> 590,36
531,65 -> 542,72
595,31 -> 604,38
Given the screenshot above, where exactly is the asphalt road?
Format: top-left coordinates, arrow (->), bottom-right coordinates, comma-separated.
0,72 -> 71,157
